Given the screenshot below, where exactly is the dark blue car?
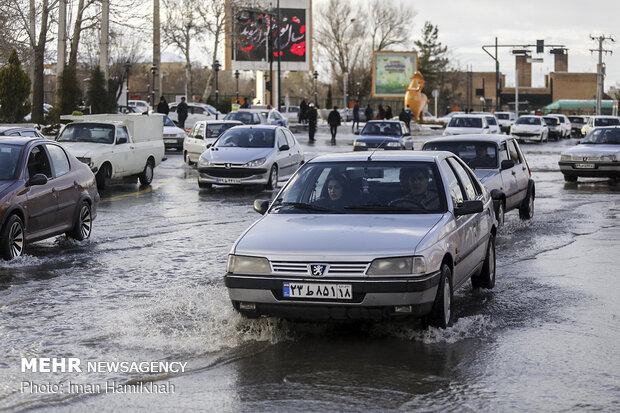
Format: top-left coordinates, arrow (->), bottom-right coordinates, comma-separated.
352,121 -> 413,151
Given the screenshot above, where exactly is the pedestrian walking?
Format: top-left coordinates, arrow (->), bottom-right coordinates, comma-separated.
307,103 -> 318,143
299,99 -> 308,124
399,107 -> 411,131
177,97 -> 188,129
377,104 -> 386,120
327,106 -> 341,144
386,105 -> 393,120
352,102 -> 360,132
156,96 -> 169,115
364,104 -> 374,124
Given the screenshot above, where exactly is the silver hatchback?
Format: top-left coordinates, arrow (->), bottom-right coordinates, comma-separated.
225,152 -> 498,328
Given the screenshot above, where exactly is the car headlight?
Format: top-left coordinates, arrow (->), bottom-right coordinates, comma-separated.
227,255 -> 271,274
367,256 -> 426,276
197,155 -> 212,168
354,141 -> 367,147
243,157 -> 266,167
600,154 -> 618,162
385,142 -> 401,147
176,133 -> 186,138
560,154 -> 572,161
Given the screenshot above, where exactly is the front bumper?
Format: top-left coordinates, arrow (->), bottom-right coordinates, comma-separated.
198,167 -> 269,185
558,161 -> 620,178
225,271 -> 441,320
164,137 -> 184,149
512,132 -> 543,141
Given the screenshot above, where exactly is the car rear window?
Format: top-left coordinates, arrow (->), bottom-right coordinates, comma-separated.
361,122 -> 403,136
448,117 -> 483,128
515,117 -> 541,125
594,118 -> 620,126
496,113 -> 509,120
583,128 -> 620,144
423,141 -> 498,169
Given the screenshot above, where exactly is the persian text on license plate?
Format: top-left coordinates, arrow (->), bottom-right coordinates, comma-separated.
164,139 -> 177,143
283,282 -> 352,300
575,163 -> 595,169
216,178 -> 241,184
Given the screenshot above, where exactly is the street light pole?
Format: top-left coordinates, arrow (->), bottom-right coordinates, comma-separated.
214,59 -> 220,119
234,70 -> 240,102
276,0 -> 281,109
313,70 -> 318,106
124,60 -> 132,108
150,65 -> 158,111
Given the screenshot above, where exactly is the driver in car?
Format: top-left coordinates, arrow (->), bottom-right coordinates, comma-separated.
396,166 -> 440,210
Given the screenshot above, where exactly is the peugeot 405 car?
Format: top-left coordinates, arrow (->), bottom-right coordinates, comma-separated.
559,126 -> 620,182
197,125 -> 304,190
353,120 -> 413,151
423,135 -> 535,226
225,152 -> 498,328
510,115 -> 548,143
0,137 -> 98,260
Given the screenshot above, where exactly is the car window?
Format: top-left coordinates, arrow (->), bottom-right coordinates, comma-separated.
117,127 -> 129,143
283,129 -> 296,148
595,118 -> 620,126
45,143 -> 71,177
169,106 -> 177,113
423,141 -> 497,169
162,116 -> 176,127
448,117 -> 483,128
499,143 -> 509,162
486,116 -> 498,126
506,140 -> 522,164
0,143 -> 23,180
26,145 -> 52,179
439,159 -> 464,206
57,123 -> 115,144
193,106 -> 205,115
446,158 -> 476,200
215,128 -> 275,148
515,117 -> 541,125
496,113 -> 509,120
21,130 -> 38,136
583,128 -> 620,144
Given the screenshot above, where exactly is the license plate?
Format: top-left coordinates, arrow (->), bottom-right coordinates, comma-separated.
283,282 -> 352,300
164,139 -> 177,143
575,163 -> 595,169
216,178 -> 241,184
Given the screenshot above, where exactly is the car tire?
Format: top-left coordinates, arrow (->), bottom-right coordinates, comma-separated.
139,159 -> 154,186
519,190 -> 534,220
472,235 -> 496,289
96,163 -> 111,190
426,263 -> 453,329
67,201 -> 92,241
183,151 -> 192,165
0,214 -> 25,260
266,165 -> 278,190
198,182 -> 212,189
496,201 -> 505,227
564,174 -> 577,182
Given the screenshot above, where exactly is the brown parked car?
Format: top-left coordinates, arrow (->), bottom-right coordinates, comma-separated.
0,137 -> 99,260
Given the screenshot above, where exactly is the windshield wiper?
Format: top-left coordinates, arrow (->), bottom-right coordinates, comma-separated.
344,204 -> 420,212
277,201 -> 343,213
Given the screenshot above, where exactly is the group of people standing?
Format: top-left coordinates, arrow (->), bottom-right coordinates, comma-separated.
156,96 -> 189,128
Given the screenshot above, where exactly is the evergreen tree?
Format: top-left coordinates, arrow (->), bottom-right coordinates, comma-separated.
325,85 -> 333,109
60,65 -> 82,115
0,49 -> 31,122
86,66 -> 109,114
414,21 -> 449,97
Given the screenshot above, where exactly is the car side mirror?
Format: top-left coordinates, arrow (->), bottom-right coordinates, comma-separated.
279,144 -> 290,151
195,134 -> 204,140
454,200 -> 484,216
117,136 -> 128,144
500,159 -> 515,170
484,125 -> 489,129
354,130 -> 360,135
253,199 -> 270,215
206,143 -> 212,148
27,173 -> 48,186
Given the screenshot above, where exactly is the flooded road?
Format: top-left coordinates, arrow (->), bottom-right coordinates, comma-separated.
1,129 -> 619,412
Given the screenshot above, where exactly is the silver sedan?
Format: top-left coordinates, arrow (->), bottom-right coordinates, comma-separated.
224,152 -> 498,328
197,125 -> 304,190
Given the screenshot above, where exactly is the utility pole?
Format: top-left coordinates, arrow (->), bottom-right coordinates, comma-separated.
55,0 -> 66,109
153,0 -> 161,102
100,0 -> 109,80
515,69 -> 519,117
590,34 -> 615,115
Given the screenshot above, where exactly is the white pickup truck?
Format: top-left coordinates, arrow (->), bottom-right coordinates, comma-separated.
57,114 -> 165,189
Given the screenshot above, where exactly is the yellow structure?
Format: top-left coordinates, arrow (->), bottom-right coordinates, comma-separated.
403,71 -> 428,121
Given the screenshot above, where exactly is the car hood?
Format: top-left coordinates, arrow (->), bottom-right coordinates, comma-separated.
234,213 -> 444,260
445,127 -> 485,135
511,124 -> 543,132
206,147 -> 274,163
163,125 -> 185,135
56,142 -> 112,158
355,135 -> 401,143
562,144 -> 620,156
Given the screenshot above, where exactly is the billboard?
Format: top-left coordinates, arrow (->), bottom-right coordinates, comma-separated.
226,0 -> 311,72
372,51 -> 417,98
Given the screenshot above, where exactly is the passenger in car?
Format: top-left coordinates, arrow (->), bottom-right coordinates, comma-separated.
397,166 -> 440,210
469,145 -> 496,168
315,174 -> 352,209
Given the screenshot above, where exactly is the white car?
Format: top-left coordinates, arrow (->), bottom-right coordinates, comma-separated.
437,111 -> 465,125
546,114 -> 571,139
543,116 -> 562,141
581,116 -> 620,137
280,106 -> 300,123
494,112 -> 516,134
444,114 -> 491,136
168,102 -> 221,131
559,126 -> 620,182
161,115 -> 187,151
197,125 -> 304,190
128,100 -> 150,113
183,120 -> 243,165
510,116 -> 548,143
225,108 -> 288,127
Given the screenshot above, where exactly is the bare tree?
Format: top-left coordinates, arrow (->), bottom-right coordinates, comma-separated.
197,0 -> 228,100
368,0 -> 416,52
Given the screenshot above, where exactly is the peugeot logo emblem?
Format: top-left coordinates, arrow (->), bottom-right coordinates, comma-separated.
309,264 -> 328,277
582,157 -> 588,162
225,163 -> 232,169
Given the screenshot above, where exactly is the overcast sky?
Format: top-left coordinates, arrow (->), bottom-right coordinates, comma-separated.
412,0 -> 619,91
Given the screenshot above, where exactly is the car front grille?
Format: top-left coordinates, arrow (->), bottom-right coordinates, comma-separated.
199,167 -> 268,178
512,132 -> 540,138
270,261 -> 370,276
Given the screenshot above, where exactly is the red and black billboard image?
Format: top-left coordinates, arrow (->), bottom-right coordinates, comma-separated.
235,8 -> 306,62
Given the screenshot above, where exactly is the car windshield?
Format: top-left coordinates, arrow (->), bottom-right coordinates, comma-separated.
496,113 -> 510,120
594,118 -> 620,127
543,117 -> 559,126
206,123 -> 240,139
423,142 -> 498,169
271,161 -> 447,214
224,112 -> 254,124
448,117 -> 483,128
57,123 -> 115,144
204,105 -> 217,115
486,116 -> 498,125
568,117 -> 584,124
0,143 -> 23,180
214,128 -> 274,148
515,117 -> 541,125
582,128 -> 620,144
360,122 -> 403,136
163,116 -> 176,127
